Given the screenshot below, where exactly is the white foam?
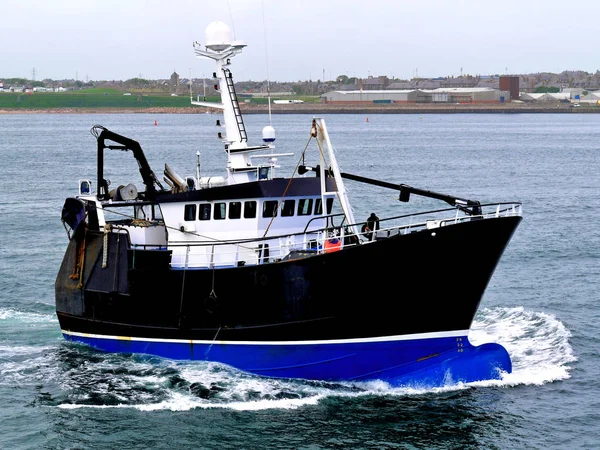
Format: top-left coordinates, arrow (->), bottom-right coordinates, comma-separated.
57,390 -> 326,412
45,306 -> 578,410
470,306 -> 575,386
0,344 -> 54,357
0,353 -> 55,385
0,308 -> 56,324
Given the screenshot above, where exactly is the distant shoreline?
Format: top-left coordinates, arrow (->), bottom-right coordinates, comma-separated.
0,103 -> 597,114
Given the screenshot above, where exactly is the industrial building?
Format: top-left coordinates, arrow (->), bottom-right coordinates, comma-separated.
519,92 -> 571,102
321,74 -> 520,105
581,91 -> 600,104
321,87 -> 509,105
499,76 -> 520,100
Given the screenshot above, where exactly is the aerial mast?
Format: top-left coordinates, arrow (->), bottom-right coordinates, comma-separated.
192,21 -> 247,148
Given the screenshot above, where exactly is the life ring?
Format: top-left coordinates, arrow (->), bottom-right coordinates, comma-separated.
324,238 -> 342,253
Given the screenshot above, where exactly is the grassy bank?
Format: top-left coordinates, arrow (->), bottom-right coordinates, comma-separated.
0,92 -> 216,109
0,90 -> 319,110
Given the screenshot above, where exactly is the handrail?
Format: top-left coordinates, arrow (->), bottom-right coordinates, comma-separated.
123,202 -> 522,269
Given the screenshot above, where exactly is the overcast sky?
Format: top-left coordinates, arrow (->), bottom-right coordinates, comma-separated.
1,0 -> 598,83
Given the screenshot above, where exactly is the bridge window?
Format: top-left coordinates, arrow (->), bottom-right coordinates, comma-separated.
184,204 -> 196,221
244,201 -> 257,218
314,198 -> 334,215
199,203 -> 211,221
229,201 -> 242,219
214,202 -> 226,220
263,200 -> 278,218
258,167 -> 269,180
281,200 -> 295,217
298,199 -> 313,216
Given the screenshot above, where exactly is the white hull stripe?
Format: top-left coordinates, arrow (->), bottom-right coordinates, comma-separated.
62,329 -> 470,346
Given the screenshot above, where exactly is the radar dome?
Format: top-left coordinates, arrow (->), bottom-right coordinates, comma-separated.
205,21 -> 232,52
262,125 -> 276,143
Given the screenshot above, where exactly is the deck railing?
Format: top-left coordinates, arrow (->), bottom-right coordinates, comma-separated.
125,202 -> 522,270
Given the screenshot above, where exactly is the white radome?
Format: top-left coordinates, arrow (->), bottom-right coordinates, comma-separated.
262,125 -> 276,143
205,21 -> 232,51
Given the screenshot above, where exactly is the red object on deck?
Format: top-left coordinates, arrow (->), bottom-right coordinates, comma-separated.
324,238 -> 342,253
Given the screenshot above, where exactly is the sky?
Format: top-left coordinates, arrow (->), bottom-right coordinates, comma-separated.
1,0 -> 599,83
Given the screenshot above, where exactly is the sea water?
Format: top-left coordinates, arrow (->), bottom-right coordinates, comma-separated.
0,112 -> 598,449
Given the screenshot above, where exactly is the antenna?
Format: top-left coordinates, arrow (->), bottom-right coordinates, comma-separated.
196,151 -> 201,182
262,0 -> 272,125
227,0 -> 236,40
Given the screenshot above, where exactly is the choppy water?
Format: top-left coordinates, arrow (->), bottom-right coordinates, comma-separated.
0,112 -> 598,449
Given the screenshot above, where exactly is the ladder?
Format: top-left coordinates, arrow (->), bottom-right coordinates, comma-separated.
223,69 -> 247,142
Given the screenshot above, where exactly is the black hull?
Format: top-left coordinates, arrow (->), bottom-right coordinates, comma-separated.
55,216 -> 522,342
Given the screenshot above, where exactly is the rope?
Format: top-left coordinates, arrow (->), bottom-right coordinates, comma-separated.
204,326 -> 222,358
102,224 -> 110,269
261,0 -> 272,126
210,266 -> 217,299
177,245 -> 189,328
69,239 -> 80,279
97,125 -> 316,259
130,219 -> 153,227
262,133 -> 314,238
102,206 -> 256,251
112,232 -> 120,292
76,229 -> 86,289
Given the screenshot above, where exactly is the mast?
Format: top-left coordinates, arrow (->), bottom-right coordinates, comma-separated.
192,22 -> 247,149
192,21 -> 280,184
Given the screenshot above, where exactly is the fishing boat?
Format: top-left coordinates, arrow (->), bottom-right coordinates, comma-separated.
55,21 -> 522,388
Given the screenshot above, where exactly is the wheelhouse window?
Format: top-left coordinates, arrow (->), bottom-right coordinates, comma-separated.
184,204 -> 196,221
214,202 -> 226,220
298,198 -> 313,216
262,200 -> 278,218
326,198 -> 333,214
244,201 -> 257,218
281,200 -> 295,217
314,198 -> 334,215
229,201 -> 242,219
258,167 -> 269,180
199,203 -> 211,221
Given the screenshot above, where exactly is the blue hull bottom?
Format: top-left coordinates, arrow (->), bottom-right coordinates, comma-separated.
62,331 -> 511,388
